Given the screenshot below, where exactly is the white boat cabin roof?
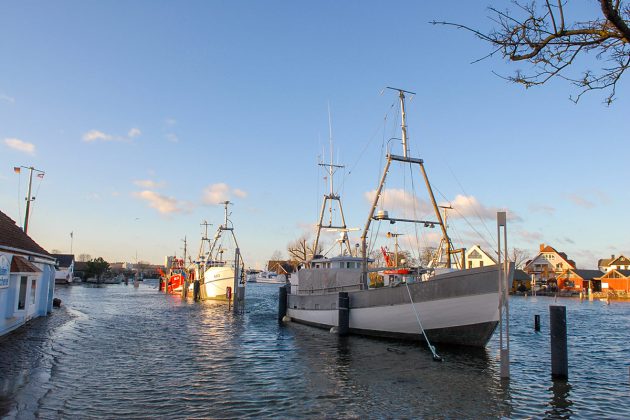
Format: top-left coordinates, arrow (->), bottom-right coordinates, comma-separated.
310,255 -> 372,270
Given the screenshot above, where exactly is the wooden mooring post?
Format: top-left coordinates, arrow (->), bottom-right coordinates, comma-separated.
278,285 -> 287,323
550,305 -> 568,379
534,314 -> 540,331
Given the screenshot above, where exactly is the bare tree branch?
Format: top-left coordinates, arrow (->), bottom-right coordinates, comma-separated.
432,0 -> 630,104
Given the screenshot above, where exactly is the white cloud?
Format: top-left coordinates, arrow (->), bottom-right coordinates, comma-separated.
516,229 -> 544,242
0,94 -> 15,104
132,190 -> 190,215
82,130 -> 113,142
202,183 -> 248,205
528,204 -> 556,216
134,179 -> 165,189
128,128 -> 141,138
566,193 -> 595,209
165,118 -> 177,126
166,133 -> 179,143
363,188 -> 432,216
233,189 -> 248,198
448,194 -> 520,221
4,138 -> 35,154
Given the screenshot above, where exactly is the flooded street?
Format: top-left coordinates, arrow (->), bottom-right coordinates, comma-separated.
1,281 -> 628,418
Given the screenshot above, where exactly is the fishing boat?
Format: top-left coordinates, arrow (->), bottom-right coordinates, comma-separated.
255,271 -> 286,284
286,88 -> 512,348
190,201 -> 245,300
159,257 -> 187,294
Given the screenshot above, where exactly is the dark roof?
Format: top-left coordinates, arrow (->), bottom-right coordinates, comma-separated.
0,210 -> 51,258
514,269 -> 530,281
74,261 -> 88,271
618,270 -> 630,277
52,253 -> 74,268
572,269 -> 604,280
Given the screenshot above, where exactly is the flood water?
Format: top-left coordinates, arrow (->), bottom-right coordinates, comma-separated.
1,281 -> 628,419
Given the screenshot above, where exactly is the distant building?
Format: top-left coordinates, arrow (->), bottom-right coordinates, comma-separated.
464,245 -> 496,269
523,243 -> 576,289
51,253 -> 74,284
0,210 -> 57,337
594,269 -> 630,293
556,269 -> 604,292
598,254 -> 630,272
512,269 -> 531,291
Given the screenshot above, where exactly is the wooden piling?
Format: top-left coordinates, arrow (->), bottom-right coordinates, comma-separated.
278,285 -> 287,323
535,314 -> 540,331
338,292 -> 349,336
193,279 -> 200,301
550,305 -> 568,379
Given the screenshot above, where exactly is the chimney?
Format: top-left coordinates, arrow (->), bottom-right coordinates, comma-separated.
540,243 -> 545,252
611,254 -> 615,260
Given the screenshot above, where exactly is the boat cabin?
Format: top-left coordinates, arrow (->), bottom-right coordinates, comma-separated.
310,255 -> 365,270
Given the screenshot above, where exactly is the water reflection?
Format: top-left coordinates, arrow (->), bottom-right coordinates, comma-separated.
546,379 -> 573,418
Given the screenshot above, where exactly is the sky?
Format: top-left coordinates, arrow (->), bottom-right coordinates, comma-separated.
1,1 -> 628,269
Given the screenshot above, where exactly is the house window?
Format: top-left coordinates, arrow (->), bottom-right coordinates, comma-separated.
18,276 -> 28,310
468,261 -> 473,269
31,279 -> 37,304
479,261 -> 484,267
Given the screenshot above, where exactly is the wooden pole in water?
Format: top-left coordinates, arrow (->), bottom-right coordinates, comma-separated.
338,291 -> 349,336
233,248 -> 240,313
497,211 -> 510,379
278,285 -> 287,323
550,305 -> 568,379
535,314 -> 541,331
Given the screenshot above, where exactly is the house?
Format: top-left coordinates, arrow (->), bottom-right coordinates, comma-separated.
598,254 -> 630,272
556,269 -> 604,292
464,245 -> 496,269
523,243 -> 576,289
0,210 -> 57,336
51,253 -> 74,284
512,269 -> 531,291
594,269 -> 630,293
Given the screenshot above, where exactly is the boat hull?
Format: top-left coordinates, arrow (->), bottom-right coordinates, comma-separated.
286,265 -> 505,347
192,266 -> 236,300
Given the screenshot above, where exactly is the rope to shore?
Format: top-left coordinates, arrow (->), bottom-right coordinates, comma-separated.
405,281 -> 442,362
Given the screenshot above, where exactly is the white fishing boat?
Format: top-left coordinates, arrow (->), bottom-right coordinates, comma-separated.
286,88 -> 512,348
255,271 -> 286,284
190,201 -> 245,300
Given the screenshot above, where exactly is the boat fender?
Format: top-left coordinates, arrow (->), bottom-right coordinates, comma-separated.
282,315 -> 292,323
329,326 -> 338,334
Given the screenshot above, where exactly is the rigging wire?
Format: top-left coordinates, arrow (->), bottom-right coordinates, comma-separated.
445,163 -> 497,247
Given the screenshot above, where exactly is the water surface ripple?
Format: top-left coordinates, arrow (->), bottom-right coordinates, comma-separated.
1,282 -> 628,418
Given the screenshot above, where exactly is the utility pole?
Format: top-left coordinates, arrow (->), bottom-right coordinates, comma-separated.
15,166 -> 45,234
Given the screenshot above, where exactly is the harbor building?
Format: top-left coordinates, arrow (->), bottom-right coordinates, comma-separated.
598,254 -> 630,272
464,245 -> 496,269
594,269 -> 630,294
0,210 -> 57,337
556,269 -> 604,292
51,253 -> 75,285
523,243 -> 576,290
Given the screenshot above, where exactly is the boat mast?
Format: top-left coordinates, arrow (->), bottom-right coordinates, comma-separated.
361,87 -> 455,287
311,112 -> 353,264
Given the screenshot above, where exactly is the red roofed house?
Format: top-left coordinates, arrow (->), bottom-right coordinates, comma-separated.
594,269 -> 630,294
0,210 -> 57,336
523,243 -> 576,291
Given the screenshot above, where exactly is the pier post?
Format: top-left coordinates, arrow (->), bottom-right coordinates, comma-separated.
535,314 -> 540,331
338,292 -> 349,336
193,279 -> 200,301
278,285 -> 287,323
550,305 -> 568,379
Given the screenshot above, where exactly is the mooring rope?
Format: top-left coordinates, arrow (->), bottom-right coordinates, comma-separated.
404,281 -> 442,362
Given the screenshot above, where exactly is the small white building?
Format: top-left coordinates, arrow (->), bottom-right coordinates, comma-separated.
0,210 -> 57,337
465,245 -> 497,269
598,254 -> 630,272
51,253 -> 75,284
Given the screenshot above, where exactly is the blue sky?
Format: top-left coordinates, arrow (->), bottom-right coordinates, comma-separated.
1,1 -> 628,269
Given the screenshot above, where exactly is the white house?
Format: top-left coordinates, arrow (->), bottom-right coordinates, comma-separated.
464,244 -> 497,269
598,254 -> 630,272
0,210 -> 56,337
523,243 -> 576,285
51,253 -> 75,284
